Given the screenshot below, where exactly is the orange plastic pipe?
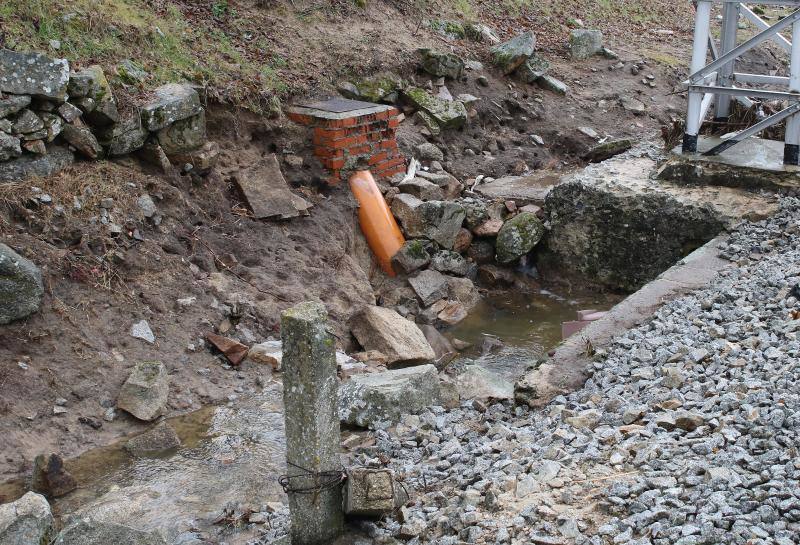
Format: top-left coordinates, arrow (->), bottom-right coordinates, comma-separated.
349,170 -> 405,276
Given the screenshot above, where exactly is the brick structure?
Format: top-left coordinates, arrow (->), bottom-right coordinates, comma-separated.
287,98 -> 406,185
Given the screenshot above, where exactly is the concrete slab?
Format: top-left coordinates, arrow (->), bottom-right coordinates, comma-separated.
475,172 -> 562,205
541,151 -> 779,292
660,136 -> 800,193
515,235 -> 732,408
287,101 -> 392,121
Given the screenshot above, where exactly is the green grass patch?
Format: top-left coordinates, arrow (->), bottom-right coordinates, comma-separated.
0,0 -> 288,113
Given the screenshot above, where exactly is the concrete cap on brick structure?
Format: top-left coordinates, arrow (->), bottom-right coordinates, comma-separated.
289,98 -> 394,121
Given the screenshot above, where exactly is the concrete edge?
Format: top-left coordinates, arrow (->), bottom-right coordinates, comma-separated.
514,235 -> 731,407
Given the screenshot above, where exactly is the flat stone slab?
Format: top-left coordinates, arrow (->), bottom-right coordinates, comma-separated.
288,100 -> 392,121
476,172 -> 561,205
516,236 -> 731,407
0,145 -> 74,183
660,136 -> 800,193
0,50 -> 70,100
233,154 -> 311,220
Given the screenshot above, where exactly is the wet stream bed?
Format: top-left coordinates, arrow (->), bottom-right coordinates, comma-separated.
0,287 -> 622,542
446,288 -> 623,385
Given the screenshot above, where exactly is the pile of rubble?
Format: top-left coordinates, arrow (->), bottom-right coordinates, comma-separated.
0,49 -> 217,183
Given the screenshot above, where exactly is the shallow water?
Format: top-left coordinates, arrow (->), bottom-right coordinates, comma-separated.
1,288 -> 623,541
448,288 -> 623,382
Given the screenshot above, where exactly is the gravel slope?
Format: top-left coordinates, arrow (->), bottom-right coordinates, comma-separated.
344,198 -> 800,545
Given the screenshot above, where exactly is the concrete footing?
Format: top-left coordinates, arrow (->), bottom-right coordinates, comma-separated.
660,137 -> 800,193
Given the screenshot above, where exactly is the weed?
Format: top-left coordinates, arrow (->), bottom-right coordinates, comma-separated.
211,1 -> 229,18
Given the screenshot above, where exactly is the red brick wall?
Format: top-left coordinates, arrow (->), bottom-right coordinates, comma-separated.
288,108 -> 406,185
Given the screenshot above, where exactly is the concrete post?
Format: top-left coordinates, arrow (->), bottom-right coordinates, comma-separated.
281,301 -> 344,545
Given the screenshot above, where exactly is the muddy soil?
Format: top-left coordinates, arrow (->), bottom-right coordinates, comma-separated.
1,20 -> 786,489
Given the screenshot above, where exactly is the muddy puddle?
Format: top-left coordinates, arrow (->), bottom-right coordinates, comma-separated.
447,288 -> 623,384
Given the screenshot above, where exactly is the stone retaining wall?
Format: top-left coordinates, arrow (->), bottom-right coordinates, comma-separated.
0,49 -> 216,183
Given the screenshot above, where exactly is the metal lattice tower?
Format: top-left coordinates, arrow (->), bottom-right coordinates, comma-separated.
683,1 -> 800,164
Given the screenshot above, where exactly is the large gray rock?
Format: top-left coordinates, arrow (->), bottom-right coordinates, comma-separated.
569,29 -> 604,60
404,87 -> 467,131
490,31 -> 536,74
419,49 -> 465,80
0,131 -> 22,161
0,244 -> 44,325
61,124 -> 103,159
538,75 -> 569,96
338,365 -> 441,428
455,365 -> 514,401
495,212 -> 545,264
69,66 -> 118,127
53,519 -> 167,545
140,84 -> 203,131
349,305 -> 435,366
391,195 -> 466,249
117,361 -> 169,421
0,491 -> 54,545
408,269 -> 449,306
391,240 -> 432,275
517,54 -> 550,83
11,109 -> 44,134
431,250 -> 471,276
100,115 -> 147,156
0,145 -> 73,182
157,112 -> 206,154
0,94 -> 32,118
0,50 -> 69,100
398,178 -> 444,201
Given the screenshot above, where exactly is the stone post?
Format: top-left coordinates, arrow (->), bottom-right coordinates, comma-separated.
281,301 -> 344,544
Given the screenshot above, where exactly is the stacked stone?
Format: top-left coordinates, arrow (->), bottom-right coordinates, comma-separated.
0,49 -> 216,183
287,103 -> 405,184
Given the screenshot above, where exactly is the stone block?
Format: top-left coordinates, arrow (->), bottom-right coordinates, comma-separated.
0,50 -> 69,100
344,468 -> 396,516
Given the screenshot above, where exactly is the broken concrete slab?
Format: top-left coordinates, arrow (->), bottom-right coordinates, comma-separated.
660,136 -> 800,193
350,305 -> 435,365
338,364 -> 440,428
516,236 -> 731,408
234,154 -> 312,220
476,172 -> 560,206
541,151 -> 779,291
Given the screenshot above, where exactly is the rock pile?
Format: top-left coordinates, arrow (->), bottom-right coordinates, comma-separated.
0,49 -> 216,183
331,198 -> 800,544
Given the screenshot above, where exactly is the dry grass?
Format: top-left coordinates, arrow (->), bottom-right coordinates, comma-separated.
0,160 -> 157,226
